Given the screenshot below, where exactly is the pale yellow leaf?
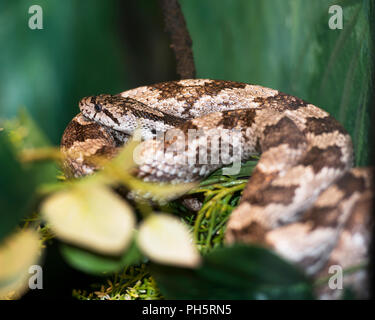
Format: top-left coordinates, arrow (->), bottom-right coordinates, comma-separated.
137,213 -> 201,268
41,184 -> 135,255
126,178 -> 196,203
0,229 -> 42,299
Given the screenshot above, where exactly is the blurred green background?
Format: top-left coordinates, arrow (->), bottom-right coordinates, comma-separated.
0,0 -> 373,165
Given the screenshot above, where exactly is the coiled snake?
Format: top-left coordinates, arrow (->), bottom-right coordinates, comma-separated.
61,79 -> 373,299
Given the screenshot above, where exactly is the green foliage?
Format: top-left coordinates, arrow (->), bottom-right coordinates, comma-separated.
150,244 -> 314,300
60,241 -> 143,276
72,264 -> 163,300
0,110 -> 58,241
187,158 -> 258,253
0,135 -> 34,241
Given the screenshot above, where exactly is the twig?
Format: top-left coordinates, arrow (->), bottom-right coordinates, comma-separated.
159,0 -> 196,79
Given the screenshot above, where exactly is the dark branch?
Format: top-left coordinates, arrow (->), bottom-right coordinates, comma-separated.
159,0 -> 196,79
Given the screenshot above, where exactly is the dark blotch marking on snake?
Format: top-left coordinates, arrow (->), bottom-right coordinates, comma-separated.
262,117 -> 307,150
217,109 -> 257,129
301,146 -> 346,173
336,171 -> 367,197
254,92 -> 308,111
61,120 -> 107,149
246,184 -> 298,207
150,80 -> 247,116
302,206 -> 342,231
304,116 -> 348,135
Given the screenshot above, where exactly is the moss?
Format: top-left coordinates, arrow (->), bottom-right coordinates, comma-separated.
72,264 -> 163,300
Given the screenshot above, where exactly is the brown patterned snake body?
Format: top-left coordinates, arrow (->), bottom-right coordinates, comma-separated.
61,79 -> 373,299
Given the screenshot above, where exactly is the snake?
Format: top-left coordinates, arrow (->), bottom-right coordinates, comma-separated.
60,79 -> 373,299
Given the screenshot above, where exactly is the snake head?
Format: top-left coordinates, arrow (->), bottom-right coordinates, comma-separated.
79,94 -> 133,132
79,94 -> 181,138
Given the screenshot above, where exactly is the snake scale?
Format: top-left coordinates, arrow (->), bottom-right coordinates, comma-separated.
61,79 -> 373,299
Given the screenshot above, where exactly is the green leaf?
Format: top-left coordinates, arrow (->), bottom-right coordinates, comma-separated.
205,159 -> 258,181
0,134 -> 34,241
6,109 -> 59,184
150,244 -> 314,299
5,109 -> 54,150
0,111 -> 58,241
59,240 -> 143,276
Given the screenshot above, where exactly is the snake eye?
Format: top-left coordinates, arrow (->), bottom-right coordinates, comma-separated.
94,104 -> 102,112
